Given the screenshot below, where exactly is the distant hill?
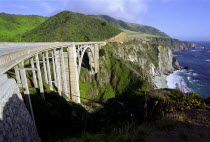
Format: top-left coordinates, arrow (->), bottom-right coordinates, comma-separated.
0,13 -> 47,41
22,11 -> 121,42
90,15 -> 197,51
90,15 -> 170,38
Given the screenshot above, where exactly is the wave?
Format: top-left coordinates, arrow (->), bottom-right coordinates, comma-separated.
197,46 -> 205,49
174,55 -> 182,57
205,60 -> 210,62
192,73 -> 197,76
166,71 -> 192,93
191,50 -> 201,52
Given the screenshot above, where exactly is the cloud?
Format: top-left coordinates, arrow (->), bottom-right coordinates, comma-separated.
58,0 -> 150,23
3,0 -> 180,23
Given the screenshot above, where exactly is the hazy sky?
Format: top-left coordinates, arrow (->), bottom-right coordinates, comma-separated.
0,0 -> 210,41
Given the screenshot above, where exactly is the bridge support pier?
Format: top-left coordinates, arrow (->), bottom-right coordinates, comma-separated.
14,65 -> 21,86
30,58 -> 38,88
35,54 -> 45,99
60,47 -> 69,97
42,53 -> 48,84
52,51 -> 57,87
46,51 -> 53,91
94,44 -> 99,73
68,44 -> 80,103
54,49 -> 62,95
19,61 -> 35,124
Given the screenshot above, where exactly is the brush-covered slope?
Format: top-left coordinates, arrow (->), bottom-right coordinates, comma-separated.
90,15 -> 170,38
0,13 -> 47,41
22,11 -> 122,42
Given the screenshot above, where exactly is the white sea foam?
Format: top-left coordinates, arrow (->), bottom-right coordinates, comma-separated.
191,50 -> 201,52
205,60 -> 210,62
192,73 -> 197,76
166,71 -> 192,93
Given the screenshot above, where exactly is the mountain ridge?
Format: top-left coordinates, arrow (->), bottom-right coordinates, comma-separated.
90,14 -> 170,38
21,11 -> 122,42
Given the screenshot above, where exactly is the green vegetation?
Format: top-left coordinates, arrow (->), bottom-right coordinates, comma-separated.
79,42 -> 152,102
29,85 -> 210,142
0,13 -> 47,41
90,15 -> 170,38
22,11 -> 121,42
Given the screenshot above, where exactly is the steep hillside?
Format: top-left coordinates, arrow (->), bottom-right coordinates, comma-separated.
90,15 -> 170,38
0,13 -> 47,41
150,37 -> 197,51
22,11 -> 121,42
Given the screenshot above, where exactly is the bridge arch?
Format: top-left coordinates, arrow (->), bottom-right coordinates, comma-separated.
77,45 -> 96,75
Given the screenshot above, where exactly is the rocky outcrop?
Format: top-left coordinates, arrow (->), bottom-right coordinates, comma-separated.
109,39 -> 179,88
149,37 -> 196,51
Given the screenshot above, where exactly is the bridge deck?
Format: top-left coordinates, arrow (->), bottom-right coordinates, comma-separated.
0,42 -> 105,74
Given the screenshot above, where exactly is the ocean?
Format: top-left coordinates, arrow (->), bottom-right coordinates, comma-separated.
167,41 -> 210,98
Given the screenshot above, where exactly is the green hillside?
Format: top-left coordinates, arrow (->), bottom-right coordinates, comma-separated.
0,13 -> 47,41
90,15 -> 170,38
22,11 -> 122,42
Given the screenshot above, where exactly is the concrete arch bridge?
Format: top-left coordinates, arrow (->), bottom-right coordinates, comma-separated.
0,42 -> 105,123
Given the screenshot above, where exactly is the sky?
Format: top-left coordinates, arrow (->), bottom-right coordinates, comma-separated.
0,0 -> 210,41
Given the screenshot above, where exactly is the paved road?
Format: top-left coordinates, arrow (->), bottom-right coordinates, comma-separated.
0,43 -> 60,56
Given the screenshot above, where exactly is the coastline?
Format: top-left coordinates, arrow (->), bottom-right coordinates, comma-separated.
153,70 -> 192,93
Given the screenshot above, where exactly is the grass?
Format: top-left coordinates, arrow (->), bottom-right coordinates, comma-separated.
79,81 -> 93,99
0,13 -> 47,41
122,29 -> 164,40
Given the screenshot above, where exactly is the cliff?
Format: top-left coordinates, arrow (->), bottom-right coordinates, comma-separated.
79,39 -> 179,102
149,37 -> 196,51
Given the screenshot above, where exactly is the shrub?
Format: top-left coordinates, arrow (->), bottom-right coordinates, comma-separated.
99,48 -> 106,56
101,21 -> 107,26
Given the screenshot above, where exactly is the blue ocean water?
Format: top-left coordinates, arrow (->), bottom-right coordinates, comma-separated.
167,42 -> 210,98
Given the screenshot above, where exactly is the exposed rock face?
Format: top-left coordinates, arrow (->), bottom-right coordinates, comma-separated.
150,37 -> 196,51
109,39 -> 179,88
172,56 -> 180,70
